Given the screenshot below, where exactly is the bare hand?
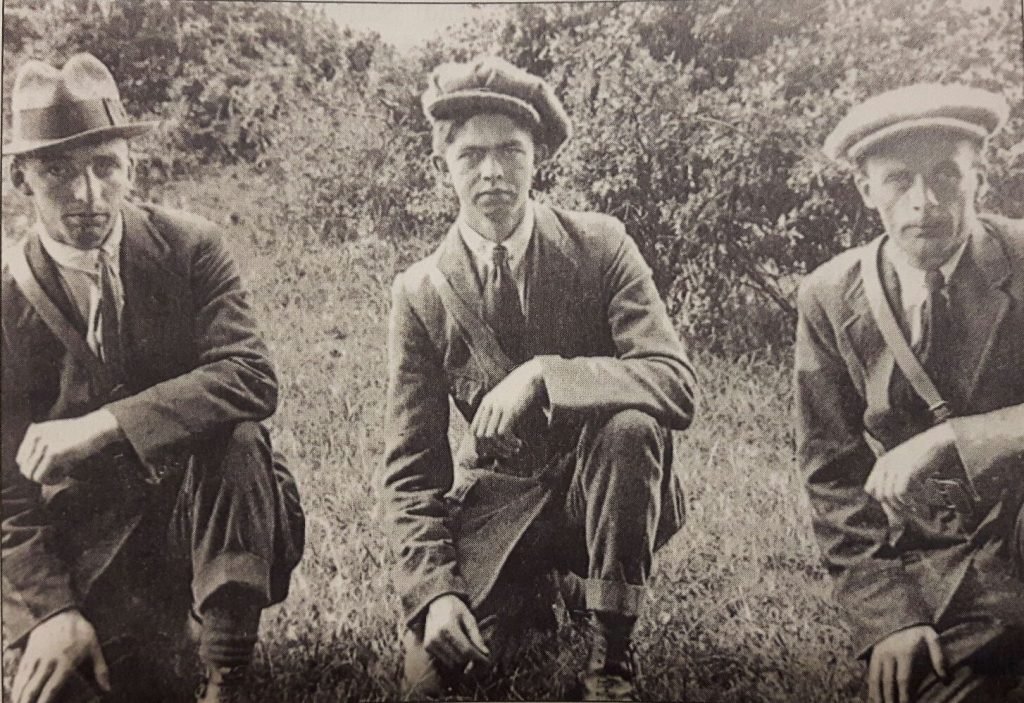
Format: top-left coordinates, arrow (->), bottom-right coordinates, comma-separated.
16,410 -> 123,485
865,423 -> 957,514
470,360 -> 546,442
11,610 -> 111,703
423,594 -> 490,671
868,625 -> 947,703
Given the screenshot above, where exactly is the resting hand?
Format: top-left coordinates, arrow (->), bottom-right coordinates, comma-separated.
423,594 -> 490,672
868,625 -> 946,703
865,423 -> 957,514
470,359 -> 546,442
16,409 -> 124,485
11,610 -> 111,703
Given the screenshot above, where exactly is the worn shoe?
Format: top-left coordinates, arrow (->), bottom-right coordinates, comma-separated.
579,611 -> 641,702
195,665 -> 249,703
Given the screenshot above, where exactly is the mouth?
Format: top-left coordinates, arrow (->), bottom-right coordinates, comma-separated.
64,213 -> 110,227
476,190 -> 514,201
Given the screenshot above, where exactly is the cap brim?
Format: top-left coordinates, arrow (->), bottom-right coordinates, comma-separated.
427,91 -> 543,132
2,121 -> 159,156
843,117 -> 990,162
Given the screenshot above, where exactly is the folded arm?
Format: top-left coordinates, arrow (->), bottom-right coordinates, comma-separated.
537,232 -> 696,430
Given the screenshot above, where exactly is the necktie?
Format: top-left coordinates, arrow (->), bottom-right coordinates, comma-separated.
918,269 -> 951,404
98,249 -> 125,376
485,244 -> 526,363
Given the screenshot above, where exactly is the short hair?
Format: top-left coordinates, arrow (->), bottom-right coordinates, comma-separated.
430,112 -> 540,157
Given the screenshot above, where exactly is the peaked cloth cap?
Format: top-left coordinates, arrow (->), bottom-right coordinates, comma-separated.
422,55 -> 572,152
823,83 -> 1009,163
3,52 -> 158,156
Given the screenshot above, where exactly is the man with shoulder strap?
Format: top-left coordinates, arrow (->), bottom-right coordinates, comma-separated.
380,56 -> 697,700
1,54 -> 305,703
795,83 -> 1024,703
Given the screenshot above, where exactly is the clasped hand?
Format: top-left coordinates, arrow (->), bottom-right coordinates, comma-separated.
15,410 -> 123,485
469,359 -> 546,452
423,594 -> 490,672
864,423 -> 957,514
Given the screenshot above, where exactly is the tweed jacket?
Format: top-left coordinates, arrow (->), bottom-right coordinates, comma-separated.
795,214 -> 1024,661
1,202 -> 279,647
382,202 -> 696,625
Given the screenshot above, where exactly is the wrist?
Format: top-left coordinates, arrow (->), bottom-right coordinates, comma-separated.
85,408 -> 125,446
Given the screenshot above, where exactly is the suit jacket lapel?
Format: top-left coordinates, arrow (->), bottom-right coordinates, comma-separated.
436,220 -> 485,318
954,221 -> 1011,405
525,203 -> 577,356
23,232 -> 89,335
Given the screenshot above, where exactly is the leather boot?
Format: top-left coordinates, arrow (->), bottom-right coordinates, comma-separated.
579,611 -> 641,702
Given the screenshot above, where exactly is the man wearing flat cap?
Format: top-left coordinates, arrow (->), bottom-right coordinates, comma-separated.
380,56 -> 696,700
2,54 -> 305,702
796,83 -> 1024,703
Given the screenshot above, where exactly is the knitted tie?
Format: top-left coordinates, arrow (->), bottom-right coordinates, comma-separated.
98,249 -> 125,376
917,269 -> 951,404
485,244 -> 526,363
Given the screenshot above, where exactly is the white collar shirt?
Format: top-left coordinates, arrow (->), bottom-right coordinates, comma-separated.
458,201 -> 535,311
36,214 -> 125,356
884,231 -> 969,346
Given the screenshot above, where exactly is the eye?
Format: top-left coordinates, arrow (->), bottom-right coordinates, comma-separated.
43,161 -> 72,179
92,157 -> 119,178
886,171 -> 913,189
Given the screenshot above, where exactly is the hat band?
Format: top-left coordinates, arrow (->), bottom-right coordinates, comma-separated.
15,98 -> 129,142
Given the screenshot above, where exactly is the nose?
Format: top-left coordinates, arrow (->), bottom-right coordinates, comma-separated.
480,152 -> 504,181
907,174 -> 939,209
71,167 -> 102,206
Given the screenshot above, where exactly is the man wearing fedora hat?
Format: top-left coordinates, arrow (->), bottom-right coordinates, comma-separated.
795,83 -> 1024,703
380,56 -> 696,700
2,53 -> 305,703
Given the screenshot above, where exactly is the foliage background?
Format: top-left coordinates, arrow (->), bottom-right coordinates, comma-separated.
5,0 -> 1021,353
2,1 -> 1022,701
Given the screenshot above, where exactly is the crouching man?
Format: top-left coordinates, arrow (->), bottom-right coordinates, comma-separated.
2,54 -> 305,702
796,84 -> 1024,703
380,56 -> 697,700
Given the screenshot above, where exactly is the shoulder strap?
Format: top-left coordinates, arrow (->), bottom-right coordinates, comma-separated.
7,239 -> 116,390
860,236 -> 951,424
427,267 -> 516,381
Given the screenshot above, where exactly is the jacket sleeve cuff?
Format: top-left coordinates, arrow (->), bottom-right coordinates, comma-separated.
534,355 -> 594,427
3,590 -> 79,650
401,571 -> 471,628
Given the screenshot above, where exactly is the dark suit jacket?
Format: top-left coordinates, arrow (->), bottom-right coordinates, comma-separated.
795,215 -> 1024,661
1,202 -> 279,646
382,202 -> 696,625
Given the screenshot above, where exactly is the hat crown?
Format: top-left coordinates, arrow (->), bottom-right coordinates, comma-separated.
422,55 -> 572,152
3,53 -> 154,156
824,82 -> 1009,163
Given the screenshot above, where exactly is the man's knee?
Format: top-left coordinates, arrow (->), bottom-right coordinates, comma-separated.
203,421 -> 274,487
582,409 -> 666,482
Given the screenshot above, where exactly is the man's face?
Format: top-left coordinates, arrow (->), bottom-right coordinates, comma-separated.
437,113 -> 537,237
855,132 -> 983,269
14,138 -> 133,249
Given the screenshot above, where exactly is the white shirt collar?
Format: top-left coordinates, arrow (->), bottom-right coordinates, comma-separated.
457,201 -> 535,272
37,213 -> 124,275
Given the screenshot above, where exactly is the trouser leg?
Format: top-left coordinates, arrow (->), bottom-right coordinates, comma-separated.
912,651 -> 1024,703
171,421 -> 303,613
563,409 -> 668,617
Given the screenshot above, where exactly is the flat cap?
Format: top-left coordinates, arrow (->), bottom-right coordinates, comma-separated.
823,83 -> 1009,163
422,55 -> 572,152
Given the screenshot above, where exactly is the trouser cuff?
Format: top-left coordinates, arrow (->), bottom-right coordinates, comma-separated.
583,578 -> 645,618
193,552 -> 272,612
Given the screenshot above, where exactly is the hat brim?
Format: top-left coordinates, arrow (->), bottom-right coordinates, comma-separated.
2,120 -> 159,156
843,117 -> 990,162
427,91 -> 544,133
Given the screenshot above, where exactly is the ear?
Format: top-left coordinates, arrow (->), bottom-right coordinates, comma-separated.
534,143 -> 550,165
854,170 -> 876,210
973,165 -> 988,201
431,154 -> 452,185
9,160 -> 33,196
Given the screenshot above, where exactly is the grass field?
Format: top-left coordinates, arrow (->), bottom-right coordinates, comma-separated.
3,168 -> 865,702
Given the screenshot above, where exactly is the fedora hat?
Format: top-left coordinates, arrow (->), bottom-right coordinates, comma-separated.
422,55 -> 572,152
3,53 -> 158,157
